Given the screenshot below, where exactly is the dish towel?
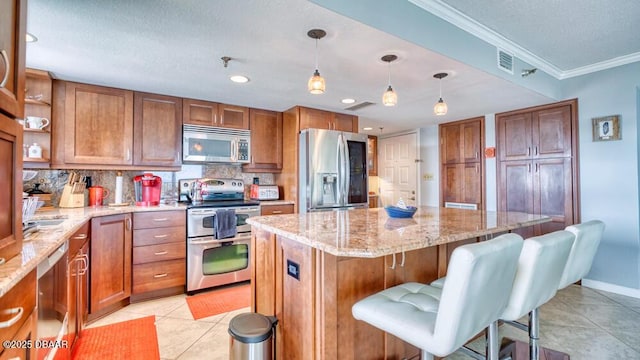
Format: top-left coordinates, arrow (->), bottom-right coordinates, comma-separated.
214,209 -> 237,239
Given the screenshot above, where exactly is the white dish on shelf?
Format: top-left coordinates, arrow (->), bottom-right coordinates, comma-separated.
23,170 -> 38,181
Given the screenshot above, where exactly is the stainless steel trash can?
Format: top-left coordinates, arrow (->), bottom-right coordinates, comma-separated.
229,313 -> 278,360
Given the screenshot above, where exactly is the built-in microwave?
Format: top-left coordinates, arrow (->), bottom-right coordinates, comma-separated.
183,125 -> 251,164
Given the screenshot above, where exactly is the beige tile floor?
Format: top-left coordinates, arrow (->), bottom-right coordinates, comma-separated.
87,284 -> 640,360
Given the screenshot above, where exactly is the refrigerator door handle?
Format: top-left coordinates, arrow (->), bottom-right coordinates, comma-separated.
343,135 -> 351,206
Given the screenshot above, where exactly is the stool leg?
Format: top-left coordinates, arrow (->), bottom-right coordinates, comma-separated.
485,321 -> 499,360
529,308 -> 540,360
421,349 -> 434,360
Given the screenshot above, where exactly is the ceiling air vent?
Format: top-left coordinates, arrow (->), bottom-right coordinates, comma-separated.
497,48 -> 514,74
344,101 -> 375,111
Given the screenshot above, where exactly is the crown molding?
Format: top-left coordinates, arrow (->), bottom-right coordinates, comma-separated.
409,0 -> 639,80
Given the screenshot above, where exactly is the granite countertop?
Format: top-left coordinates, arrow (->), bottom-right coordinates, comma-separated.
247,206 -> 550,258
0,203 -> 186,297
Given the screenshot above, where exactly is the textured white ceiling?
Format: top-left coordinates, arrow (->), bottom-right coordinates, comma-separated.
26,0 -> 635,135
437,0 -> 640,71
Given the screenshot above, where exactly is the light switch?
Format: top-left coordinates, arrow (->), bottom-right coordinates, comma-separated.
423,173 -> 434,181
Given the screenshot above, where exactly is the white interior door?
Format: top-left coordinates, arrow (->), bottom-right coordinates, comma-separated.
379,132 -> 419,207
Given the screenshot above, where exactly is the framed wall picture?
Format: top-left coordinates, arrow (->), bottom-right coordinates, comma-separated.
592,115 -> 621,141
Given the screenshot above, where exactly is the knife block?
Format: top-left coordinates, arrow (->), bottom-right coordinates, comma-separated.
59,184 -> 85,208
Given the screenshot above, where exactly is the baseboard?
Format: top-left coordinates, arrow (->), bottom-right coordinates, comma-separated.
581,279 -> 640,299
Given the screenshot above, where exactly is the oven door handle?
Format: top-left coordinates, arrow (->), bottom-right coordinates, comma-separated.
189,234 -> 251,245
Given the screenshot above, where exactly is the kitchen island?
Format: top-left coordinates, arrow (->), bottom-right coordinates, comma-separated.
247,206 -> 550,360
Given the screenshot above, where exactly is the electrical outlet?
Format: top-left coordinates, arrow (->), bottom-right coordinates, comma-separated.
423,173 -> 434,181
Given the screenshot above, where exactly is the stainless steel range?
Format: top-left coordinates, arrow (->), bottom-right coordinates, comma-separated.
179,178 -> 260,294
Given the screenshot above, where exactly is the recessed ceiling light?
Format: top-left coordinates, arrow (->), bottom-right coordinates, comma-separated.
341,98 -> 356,104
26,32 -> 38,43
230,75 -> 249,83
363,127 -> 373,131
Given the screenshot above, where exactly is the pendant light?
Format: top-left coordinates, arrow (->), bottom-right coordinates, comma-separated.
433,72 -> 448,116
381,54 -> 398,106
307,29 -> 326,94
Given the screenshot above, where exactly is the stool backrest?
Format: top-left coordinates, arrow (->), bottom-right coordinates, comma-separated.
559,220 -> 605,289
500,230 -> 574,321
433,233 -> 523,354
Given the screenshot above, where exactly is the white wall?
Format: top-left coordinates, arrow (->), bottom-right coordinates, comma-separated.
561,62 -> 640,290
419,126 -> 439,206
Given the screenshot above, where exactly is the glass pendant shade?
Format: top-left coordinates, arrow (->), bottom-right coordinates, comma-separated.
434,98 -> 448,115
382,85 -> 397,106
308,69 -> 325,94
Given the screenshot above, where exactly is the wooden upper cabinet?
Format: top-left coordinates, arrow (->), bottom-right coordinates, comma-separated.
497,105 -> 571,161
183,98 -> 249,129
0,0 -> 26,119
219,103 -> 249,129
367,135 -> 378,176
62,82 -> 134,165
440,118 -> 481,164
133,92 -> 182,167
299,107 -> 358,132
243,108 -> 283,173
0,114 -> 23,263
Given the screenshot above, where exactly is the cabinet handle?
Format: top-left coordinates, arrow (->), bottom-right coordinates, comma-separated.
527,147 -> 531,156
534,146 -> 538,156
73,234 -> 88,239
535,163 -> 539,173
389,253 -> 396,270
153,218 -> 168,222
126,148 -> 131,161
0,307 -> 23,329
400,251 -> 405,267
271,210 -> 283,214
154,251 -> 168,256
0,258 -> 5,266
0,50 -> 9,88
528,163 -> 531,173
154,234 -> 169,238
153,273 -> 168,278
214,114 -> 218,124
126,217 -> 132,230
475,151 -> 478,159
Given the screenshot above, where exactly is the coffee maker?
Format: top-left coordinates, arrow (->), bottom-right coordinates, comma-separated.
133,173 -> 162,206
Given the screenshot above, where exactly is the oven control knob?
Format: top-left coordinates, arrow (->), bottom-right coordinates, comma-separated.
232,181 -> 237,186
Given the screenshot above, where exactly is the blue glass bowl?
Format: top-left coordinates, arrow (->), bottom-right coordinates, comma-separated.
384,205 -> 417,218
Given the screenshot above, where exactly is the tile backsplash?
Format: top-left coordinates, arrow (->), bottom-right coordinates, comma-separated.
23,164 -> 275,207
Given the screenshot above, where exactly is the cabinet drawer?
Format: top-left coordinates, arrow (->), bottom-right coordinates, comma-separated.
133,211 -> 185,229
260,204 -> 294,215
133,242 -> 186,265
133,226 -> 185,247
0,311 -> 36,359
68,221 -> 90,256
132,259 -> 185,294
0,271 -> 36,344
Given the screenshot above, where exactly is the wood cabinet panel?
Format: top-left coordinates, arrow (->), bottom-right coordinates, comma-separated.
333,113 -> 357,132
63,82 -> 134,165
23,69 -> 53,168
0,115 -> 22,262
533,105 -> 572,158
183,98 -> 249,129
367,135 -> 377,176
0,0 -> 26,119
497,112 -> 532,161
133,242 -> 186,264
0,270 -> 35,346
132,259 -> 185,294
260,203 -> 294,216
90,214 -> 132,314
133,210 -> 185,229
299,107 -> 332,130
133,226 -> 185,247
133,92 -> 182,167
0,311 -> 35,360
219,103 -> 249,129
243,108 -> 283,172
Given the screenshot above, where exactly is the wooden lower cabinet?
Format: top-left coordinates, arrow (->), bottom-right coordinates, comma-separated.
260,203 -> 294,216
90,214 -> 132,317
0,270 -> 36,359
132,211 -> 186,298
252,230 -> 440,359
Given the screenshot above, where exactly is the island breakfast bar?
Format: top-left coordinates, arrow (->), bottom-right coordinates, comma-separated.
247,206 -> 550,360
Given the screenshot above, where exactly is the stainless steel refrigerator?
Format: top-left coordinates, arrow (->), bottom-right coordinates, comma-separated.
299,128 -> 368,212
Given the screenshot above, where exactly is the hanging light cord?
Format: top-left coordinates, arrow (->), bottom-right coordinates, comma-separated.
314,38 -> 319,71
387,61 -> 392,87
438,78 -> 443,99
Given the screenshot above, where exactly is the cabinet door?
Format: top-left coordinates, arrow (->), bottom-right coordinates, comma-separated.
0,0 -> 26,119
0,115 -> 22,262
534,158 -> 574,234
533,105 -> 572,158
244,108 -> 282,172
367,135 -> 377,176
497,112 -> 532,161
442,163 -> 481,206
219,103 -> 249,129
63,82 -> 134,165
333,113 -> 357,132
182,98 -> 217,126
440,123 -> 461,164
461,120 -> 481,162
498,160 -> 534,238
90,214 -> 132,314
299,107 -> 332,130
133,92 -> 182,167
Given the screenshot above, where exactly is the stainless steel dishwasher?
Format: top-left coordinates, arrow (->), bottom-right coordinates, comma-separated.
36,240 -> 70,360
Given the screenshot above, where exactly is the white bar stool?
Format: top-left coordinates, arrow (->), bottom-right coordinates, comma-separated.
559,220 -> 605,289
352,233 -> 524,360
